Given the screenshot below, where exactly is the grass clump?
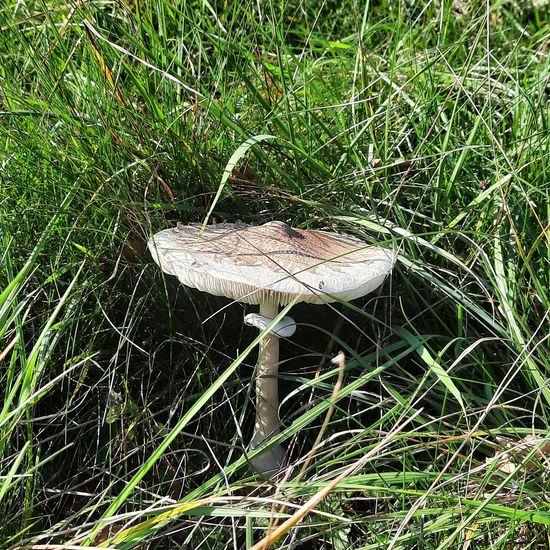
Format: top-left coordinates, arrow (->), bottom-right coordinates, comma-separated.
1,0 -> 549,548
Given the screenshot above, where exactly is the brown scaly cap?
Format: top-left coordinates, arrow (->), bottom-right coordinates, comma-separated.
149,221 -> 395,305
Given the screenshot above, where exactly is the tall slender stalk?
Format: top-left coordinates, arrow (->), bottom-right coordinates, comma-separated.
250,302 -> 284,474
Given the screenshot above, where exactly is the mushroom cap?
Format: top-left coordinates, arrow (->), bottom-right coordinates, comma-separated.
149,221 -> 395,305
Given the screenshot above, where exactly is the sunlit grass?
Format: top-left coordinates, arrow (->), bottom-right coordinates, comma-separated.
1,0 -> 549,548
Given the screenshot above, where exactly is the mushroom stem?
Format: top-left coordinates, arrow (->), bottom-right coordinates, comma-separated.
250,302 -> 285,475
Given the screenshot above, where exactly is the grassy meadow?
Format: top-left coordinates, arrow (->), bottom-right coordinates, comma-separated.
1,0 -> 549,547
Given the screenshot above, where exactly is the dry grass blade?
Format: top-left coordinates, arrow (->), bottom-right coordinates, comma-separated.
250,407 -> 424,550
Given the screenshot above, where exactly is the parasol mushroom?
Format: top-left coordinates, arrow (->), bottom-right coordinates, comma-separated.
149,221 -> 395,476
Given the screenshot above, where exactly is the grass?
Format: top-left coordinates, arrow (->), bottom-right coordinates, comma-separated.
1,0 -> 549,548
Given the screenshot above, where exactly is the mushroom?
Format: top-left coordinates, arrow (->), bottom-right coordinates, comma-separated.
149,221 -> 395,475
